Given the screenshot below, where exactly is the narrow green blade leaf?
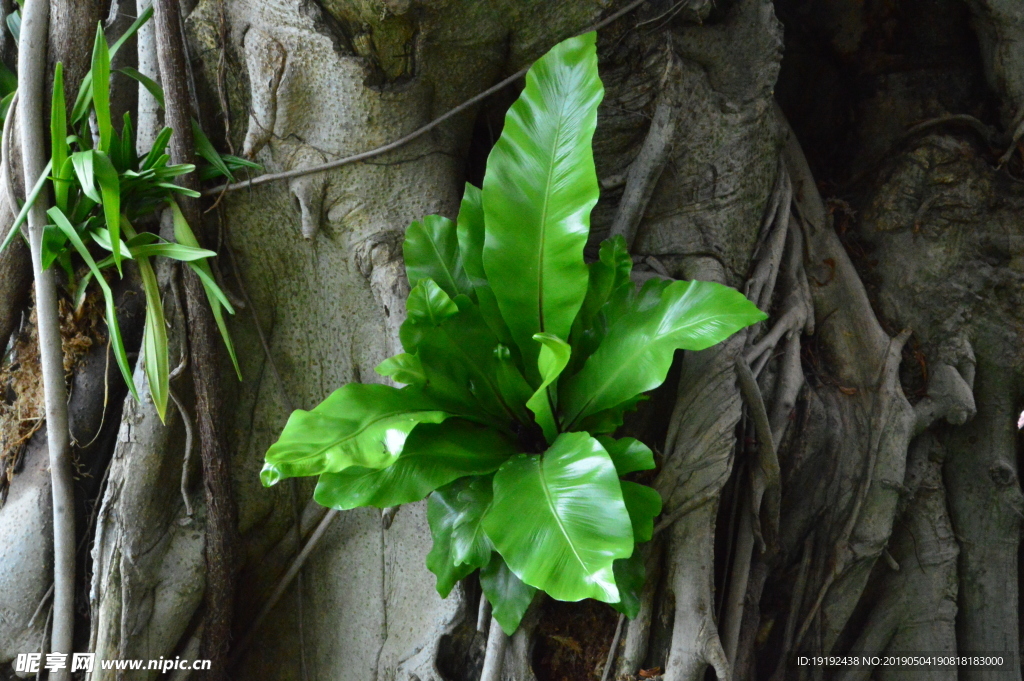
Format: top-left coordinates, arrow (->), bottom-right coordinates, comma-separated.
71,151 -> 100,202
621,481 -> 661,543
191,118 -> 233,181
48,206 -> 138,402
374,353 -> 426,387
481,32 -> 602,375
72,6 -> 154,123
525,332 -> 570,443
483,432 -> 633,603
403,214 -> 471,298
0,160 -> 53,257
91,24 -> 112,152
170,202 -> 241,378
117,66 -> 164,108
261,384 -> 450,485
92,151 -> 121,271
426,489 -> 477,598
313,420 -> 515,510
136,252 -> 169,421
596,436 -> 655,476
130,243 -> 218,261
51,62 -> 70,211
481,553 -> 537,636
142,128 -> 173,170
562,280 -> 767,427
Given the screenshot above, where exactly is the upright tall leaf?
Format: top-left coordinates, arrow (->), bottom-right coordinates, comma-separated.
92,151 -> 122,271
455,183 -> 512,344
561,280 -> 766,427
50,62 -> 70,211
71,6 -> 154,123
483,432 -> 633,603
403,214 -> 471,298
91,24 -> 112,153
526,332 -> 571,443
456,183 -> 485,284
481,32 -> 602,374
136,253 -> 169,421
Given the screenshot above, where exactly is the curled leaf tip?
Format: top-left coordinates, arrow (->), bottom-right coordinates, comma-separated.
260,463 -> 283,487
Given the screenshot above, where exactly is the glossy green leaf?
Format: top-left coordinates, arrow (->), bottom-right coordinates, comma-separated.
426,488 -> 477,598
481,32 -> 602,374
596,436 -> 655,476
483,432 -> 632,603
611,552 -> 645,619
49,206 -> 138,402
171,202 -> 240,379
91,24 -> 112,152
456,183 -> 485,283
452,184 -> 514,344
562,280 -> 766,428
493,344 -> 534,425
262,384 -> 449,485
375,353 -> 426,387
568,236 -> 632,374
621,481 -> 661,543
404,214 -> 471,298
526,332 -> 570,443
313,420 -> 514,510
51,62 -> 70,211
481,553 -> 537,635
577,394 -> 647,435
446,475 -> 495,568
416,297 -> 520,428
399,278 -> 459,352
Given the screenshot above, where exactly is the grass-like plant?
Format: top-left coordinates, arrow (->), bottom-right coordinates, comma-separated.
0,9 -> 255,421
261,32 -> 765,634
